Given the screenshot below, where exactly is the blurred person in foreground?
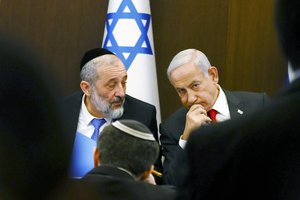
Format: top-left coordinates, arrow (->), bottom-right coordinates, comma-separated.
0,35 -> 71,199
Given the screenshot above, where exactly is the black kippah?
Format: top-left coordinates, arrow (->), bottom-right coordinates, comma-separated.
80,48 -> 115,71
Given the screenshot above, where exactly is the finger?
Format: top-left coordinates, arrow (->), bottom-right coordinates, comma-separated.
189,104 -> 206,114
201,115 -> 212,124
189,104 -> 204,111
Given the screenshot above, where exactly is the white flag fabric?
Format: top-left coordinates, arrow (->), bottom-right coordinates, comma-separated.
102,0 -> 161,124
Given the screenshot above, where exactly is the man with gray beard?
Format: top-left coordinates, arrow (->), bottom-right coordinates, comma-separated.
64,48 -> 159,180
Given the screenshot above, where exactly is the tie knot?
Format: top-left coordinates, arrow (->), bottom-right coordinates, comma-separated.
91,118 -> 106,130
91,118 -> 106,141
207,109 -> 218,123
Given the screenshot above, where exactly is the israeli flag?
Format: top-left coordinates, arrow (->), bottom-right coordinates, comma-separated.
102,0 -> 161,124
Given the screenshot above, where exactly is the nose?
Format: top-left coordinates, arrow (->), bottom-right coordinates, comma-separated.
115,83 -> 126,98
186,89 -> 197,105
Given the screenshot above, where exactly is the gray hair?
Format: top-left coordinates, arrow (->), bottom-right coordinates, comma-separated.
80,55 -> 120,85
167,49 -> 212,81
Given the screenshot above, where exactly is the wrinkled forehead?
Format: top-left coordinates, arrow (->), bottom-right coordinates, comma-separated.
95,58 -> 127,82
170,62 -> 204,82
93,54 -> 124,67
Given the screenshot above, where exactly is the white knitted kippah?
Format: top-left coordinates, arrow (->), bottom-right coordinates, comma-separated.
111,121 -> 155,141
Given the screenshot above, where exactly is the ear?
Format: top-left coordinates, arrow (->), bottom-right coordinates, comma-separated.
93,148 -> 100,167
80,81 -> 92,96
208,66 -> 219,83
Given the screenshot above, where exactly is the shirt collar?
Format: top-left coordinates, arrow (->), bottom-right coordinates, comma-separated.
117,167 -> 135,178
211,85 -> 230,117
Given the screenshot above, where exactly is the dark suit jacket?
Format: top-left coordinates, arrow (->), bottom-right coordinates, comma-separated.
160,90 -> 268,185
181,79 -> 300,200
80,166 -> 176,200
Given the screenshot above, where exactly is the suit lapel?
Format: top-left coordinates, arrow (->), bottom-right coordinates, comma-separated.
224,90 -> 245,119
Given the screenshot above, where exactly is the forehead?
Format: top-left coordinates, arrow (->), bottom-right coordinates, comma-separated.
170,62 -> 205,87
97,58 -> 127,82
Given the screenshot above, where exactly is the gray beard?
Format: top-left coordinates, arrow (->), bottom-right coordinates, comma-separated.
90,87 -> 124,119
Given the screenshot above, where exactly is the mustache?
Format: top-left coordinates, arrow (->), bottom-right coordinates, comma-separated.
112,96 -> 125,104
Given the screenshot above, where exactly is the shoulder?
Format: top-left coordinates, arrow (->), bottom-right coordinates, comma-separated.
226,90 -> 267,99
124,94 -> 156,110
121,95 -> 157,127
64,91 -> 83,103
161,107 -> 187,125
141,184 -> 177,200
124,181 -> 176,200
225,90 -> 269,106
81,171 -> 176,200
61,91 -> 83,113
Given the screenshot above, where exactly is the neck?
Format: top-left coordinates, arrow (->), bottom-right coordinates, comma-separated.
117,167 -> 135,178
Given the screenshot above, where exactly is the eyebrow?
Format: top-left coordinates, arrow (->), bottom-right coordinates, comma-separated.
188,80 -> 200,88
106,75 -> 127,83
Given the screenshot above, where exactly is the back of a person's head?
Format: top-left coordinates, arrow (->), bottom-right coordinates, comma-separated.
0,35 -> 70,199
276,0 -> 300,70
98,119 -> 159,177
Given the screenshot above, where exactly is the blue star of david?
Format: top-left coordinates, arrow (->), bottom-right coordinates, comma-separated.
102,0 -> 153,70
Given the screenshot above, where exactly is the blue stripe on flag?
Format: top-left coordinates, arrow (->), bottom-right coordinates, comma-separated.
102,0 -> 152,70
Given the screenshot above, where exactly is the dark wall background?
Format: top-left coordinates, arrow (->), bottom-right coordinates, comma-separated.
0,0 -> 286,120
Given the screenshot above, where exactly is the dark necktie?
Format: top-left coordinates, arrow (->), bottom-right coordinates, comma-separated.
207,109 -> 217,123
91,118 -> 106,141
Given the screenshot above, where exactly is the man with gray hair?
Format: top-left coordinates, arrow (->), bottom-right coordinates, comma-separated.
64,48 -> 160,179
179,0 -> 300,198
160,49 -> 268,185
81,119 -> 176,200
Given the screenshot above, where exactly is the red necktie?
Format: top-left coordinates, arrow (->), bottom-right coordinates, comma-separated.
207,109 -> 217,123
